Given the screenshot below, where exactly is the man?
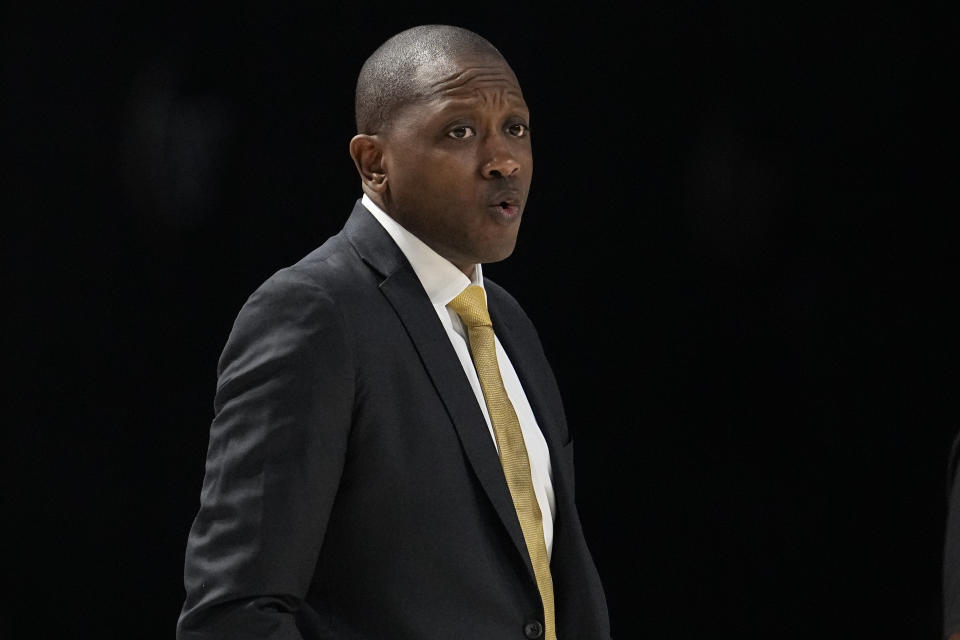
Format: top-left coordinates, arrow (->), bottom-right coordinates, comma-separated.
177,25 -> 611,639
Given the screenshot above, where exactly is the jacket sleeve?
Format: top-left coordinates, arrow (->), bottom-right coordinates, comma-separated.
945,431 -> 960,639
177,267 -> 355,639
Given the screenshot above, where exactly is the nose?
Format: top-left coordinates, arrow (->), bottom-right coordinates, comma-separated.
482,158 -> 520,179
480,136 -> 521,179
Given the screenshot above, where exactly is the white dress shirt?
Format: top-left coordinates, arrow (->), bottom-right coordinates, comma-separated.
361,194 -> 555,557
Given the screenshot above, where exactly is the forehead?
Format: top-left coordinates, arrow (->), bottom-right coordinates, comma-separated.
415,56 -> 526,108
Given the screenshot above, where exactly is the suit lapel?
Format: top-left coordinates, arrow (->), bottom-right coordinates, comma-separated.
489,300 -> 564,453
490,294 -> 579,550
343,202 -> 536,582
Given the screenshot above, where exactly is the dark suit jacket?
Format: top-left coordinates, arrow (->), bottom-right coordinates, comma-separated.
177,201 -> 611,639
944,431 -> 960,638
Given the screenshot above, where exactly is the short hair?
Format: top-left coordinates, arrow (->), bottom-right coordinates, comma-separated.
355,25 -> 507,134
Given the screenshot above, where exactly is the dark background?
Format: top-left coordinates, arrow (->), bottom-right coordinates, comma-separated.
4,3 -> 954,638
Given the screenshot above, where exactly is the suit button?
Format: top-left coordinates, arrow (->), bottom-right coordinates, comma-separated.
524,620 -> 544,638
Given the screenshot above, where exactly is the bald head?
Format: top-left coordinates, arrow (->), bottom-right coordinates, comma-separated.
354,25 -> 509,134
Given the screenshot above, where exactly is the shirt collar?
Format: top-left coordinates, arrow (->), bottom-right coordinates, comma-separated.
361,194 -> 483,307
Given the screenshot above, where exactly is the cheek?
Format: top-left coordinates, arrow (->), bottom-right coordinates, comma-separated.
417,157 -> 478,199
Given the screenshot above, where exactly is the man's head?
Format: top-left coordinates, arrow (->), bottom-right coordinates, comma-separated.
349,25 -> 532,275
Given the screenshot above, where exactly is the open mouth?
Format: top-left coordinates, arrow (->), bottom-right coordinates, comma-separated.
489,190 -> 522,219
493,201 -> 520,217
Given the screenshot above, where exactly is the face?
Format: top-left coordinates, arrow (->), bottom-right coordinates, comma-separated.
376,55 -> 533,273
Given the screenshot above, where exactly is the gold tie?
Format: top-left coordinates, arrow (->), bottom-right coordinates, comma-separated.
448,285 -> 556,640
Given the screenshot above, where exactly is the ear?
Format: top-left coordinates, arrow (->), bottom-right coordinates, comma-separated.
349,134 -> 387,194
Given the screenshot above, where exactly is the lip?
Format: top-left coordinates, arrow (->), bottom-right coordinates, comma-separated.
489,188 -> 522,207
488,191 -> 523,221
488,201 -> 521,222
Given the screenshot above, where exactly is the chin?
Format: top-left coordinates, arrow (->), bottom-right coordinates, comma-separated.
447,235 -> 519,269
478,244 -> 518,265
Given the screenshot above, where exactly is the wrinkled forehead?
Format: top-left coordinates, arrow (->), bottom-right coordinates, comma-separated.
414,55 -> 525,103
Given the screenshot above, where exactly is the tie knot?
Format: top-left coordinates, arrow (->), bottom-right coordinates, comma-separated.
448,285 -> 492,329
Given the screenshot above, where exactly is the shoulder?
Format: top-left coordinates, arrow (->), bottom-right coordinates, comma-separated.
240,225 -> 381,321
216,233 -> 368,375
260,232 -> 367,299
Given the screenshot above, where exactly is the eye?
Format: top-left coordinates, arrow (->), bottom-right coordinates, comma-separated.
507,123 -> 528,137
447,126 -> 475,139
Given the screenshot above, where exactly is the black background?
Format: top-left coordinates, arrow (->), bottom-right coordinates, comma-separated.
4,3 -> 954,638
